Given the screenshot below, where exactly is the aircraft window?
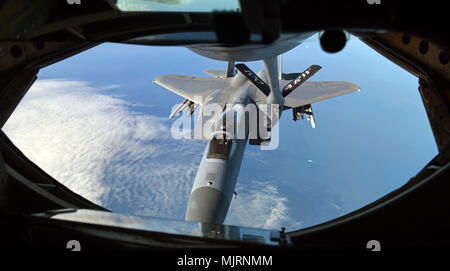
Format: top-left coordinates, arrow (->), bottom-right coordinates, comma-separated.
2,34 -> 438,232
115,0 -> 241,13
207,138 -> 232,160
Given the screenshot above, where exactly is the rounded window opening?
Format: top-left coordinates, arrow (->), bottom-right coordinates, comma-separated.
3,33 -> 438,231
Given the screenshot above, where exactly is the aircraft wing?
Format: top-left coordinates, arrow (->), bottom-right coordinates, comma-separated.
153,75 -> 229,104
281,81 -> 360,108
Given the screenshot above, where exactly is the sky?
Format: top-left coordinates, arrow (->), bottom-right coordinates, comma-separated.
2,34 -> 438,231
116,0 -> 241,13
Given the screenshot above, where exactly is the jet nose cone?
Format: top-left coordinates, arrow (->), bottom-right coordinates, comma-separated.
185,187 -> 230,224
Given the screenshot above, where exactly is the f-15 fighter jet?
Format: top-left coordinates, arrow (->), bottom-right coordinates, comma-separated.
153,33 -> 359,224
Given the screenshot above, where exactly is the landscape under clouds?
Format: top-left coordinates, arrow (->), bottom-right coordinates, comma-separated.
2,39 -> 438,232
3,79 -> 296,230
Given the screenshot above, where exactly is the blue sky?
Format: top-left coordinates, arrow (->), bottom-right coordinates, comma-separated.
116,0 -> 241,13
3,35 -> 438,230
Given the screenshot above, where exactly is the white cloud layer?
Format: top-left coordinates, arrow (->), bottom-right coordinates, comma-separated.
3,79 -> 295,229
227,180 -> 296,229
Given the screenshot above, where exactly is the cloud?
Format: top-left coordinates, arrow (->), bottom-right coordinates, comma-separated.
226,180 -> 297,229
3,79 -> 178,206
3,79 -> 293,229
331,200 -> 342,210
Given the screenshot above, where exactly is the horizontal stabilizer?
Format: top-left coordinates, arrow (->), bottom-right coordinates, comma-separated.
203,69 -> 227,78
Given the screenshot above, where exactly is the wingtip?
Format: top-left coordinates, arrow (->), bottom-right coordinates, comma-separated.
152,75 -> 168,86
350,82 -> 361,92
152,76 -> 161,84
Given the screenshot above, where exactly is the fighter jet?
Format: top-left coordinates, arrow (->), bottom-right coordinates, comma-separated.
153,33 -> 360,225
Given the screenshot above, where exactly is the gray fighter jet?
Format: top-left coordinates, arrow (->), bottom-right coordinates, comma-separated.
153,33 -> 360,225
